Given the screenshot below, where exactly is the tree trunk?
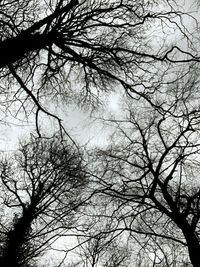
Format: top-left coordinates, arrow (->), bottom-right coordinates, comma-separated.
0,33 -> 53,68
0,0 -> 79,69
0,211 -> 33,267
182,226 -> 200,267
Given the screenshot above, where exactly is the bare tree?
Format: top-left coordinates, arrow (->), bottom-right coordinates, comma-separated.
92,73 -> 200,266
67,225 -> 132,267
0,0 -> 198,134
0,135 -> 88,267
0,1 -> 200,266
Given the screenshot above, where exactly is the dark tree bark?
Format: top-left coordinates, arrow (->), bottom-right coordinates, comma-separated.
181,225 -> 200,267
0,210 -> 33,267
0,0 -> 79,68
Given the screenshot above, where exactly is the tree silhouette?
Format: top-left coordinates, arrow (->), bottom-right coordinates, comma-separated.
0,136 -> 88,267
93,73 -> 200,266
0,1 -> 199,266
0,0 -> 198,135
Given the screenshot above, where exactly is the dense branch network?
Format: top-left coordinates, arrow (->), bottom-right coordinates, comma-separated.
93,84 -> 200,266
0,136 -> 89,266
0,0 -> 198,136
0,1 -> 199,266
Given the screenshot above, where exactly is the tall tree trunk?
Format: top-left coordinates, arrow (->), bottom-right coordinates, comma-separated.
182,226 -> 200,267
0,211 -> 33,267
